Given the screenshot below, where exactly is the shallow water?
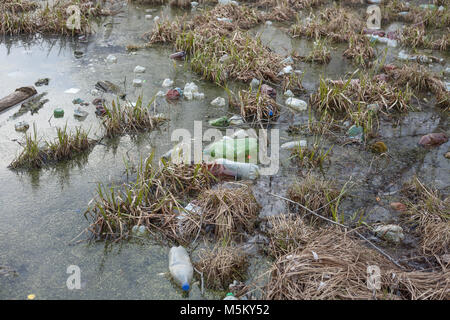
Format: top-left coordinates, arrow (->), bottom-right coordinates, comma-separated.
0,2 -> 449,299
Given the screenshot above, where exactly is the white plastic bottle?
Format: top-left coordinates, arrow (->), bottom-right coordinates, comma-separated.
214,158 -> 260,180
169,246 -> 193,291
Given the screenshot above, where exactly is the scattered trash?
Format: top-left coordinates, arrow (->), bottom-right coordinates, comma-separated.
27,294 -> 36,300
156,90 -> 165,97
390,202 -> 407,212
211,97 -> 226,107
284,90 -> 294,97
0,86 -> 37,113
418,133 -> 448,146
95,105 -> 106,116
74,50 -> 84,58
347,125 -> 364,141
133,79 -> 143,87
250,78 -> 261,90
445,152 -> 450,159
397,50 -> 443,64
367,103 -> 380,112
134,65 -> 146,73
209,116 -> 229,127
281,140 -> 307,150
229,115 -> 244,126
166,88 -> 181,100
53,108 -> 64,118
278,65 -> 293,76
34,78 -> 49,87
169,246 -> 193,291
162,78 -> 174,87
95,81 -> 126,99
64,88 -> 80,94
217,17 -> 233,23
106,54 -> 117,64
261,84 -> 276,98
373,224 -> 405,243
204,136 -> 258,162
419,4 -> 436,10
183,82 -> 203,100
223,292 -> 239,300
285,97 -> 307,111
213,158 -> 260,180
14,121 -> 29,132
74,108 -> 88,118
368,34 -> 397,47
92,98 -> 105,106
170,51 -> 186,60
191,2 -> 199,7
153,16 -> 160,22
145,14 -> 152,20
281,56 -> 294,65
265,21 -> 272,26
131,225 -> 147,236
72,98 -> 85,105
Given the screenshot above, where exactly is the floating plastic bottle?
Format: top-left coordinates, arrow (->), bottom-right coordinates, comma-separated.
223,292 -> 239,300
169,246 -> 193,291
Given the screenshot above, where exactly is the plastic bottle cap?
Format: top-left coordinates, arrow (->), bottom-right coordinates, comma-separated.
54,108 -> 64,118
226,292 -> 234,297
182,283 -> 190,291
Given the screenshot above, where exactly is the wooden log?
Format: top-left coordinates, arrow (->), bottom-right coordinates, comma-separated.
0,86 -> 37,113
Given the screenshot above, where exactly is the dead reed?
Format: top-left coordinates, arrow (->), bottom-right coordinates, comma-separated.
179,184 -> 261,242
401,178 -> 449,257
194,245 -> 249,290
231,86 -> 279,123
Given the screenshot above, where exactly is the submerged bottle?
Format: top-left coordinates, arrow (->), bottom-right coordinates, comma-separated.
169,246 -> 193,291
213,158 -> 260,180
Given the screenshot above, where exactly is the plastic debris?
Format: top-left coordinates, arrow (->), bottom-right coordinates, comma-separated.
74,108 -> 88,118
183,82 -> 200,100
418,133 -> 448,146
285,97 -> 307,111
166,88 -> 181,100
204,137 -> 258,162
213,158 -> 260,180
131,225 -> 147,236
169,246 -> 193,291
133,79 -> 143,87
162,78 -> 174,87
53,108 -> 64,118
229,115 -> 244,126
347,125 -> 364,141
261,84 -> 276,98
64,88 -> 80,94
145,14 -> 152,20
217,17 -> 232,23
14,121 -> 29,132
390,202 -> 407,212
219,54 -> 230,63
281,140 -> 307,150
106,54 -> 117,64
374,224 -> 404,243
223,292 -> 239,300
209,116 -> 229,127
250,78 -> 261,90
211,97 -> 226,107
284,90 -> 294,97
281,56 -> 294,65
156,90 -> 165,97
169,51 -> 186,60
134,66 -> 146,73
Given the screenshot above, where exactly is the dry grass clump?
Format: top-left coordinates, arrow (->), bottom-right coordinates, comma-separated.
9,125 -> 95,169
102,97 -> 168,138
401,178 -> 450,257
400,25 -> 449,51
290,7 -> 363,42
86,159 -> 217,241
1,0 -> 110,36
384,1 -> 450,29
310,73 -> 412,116
264,214 -> 314,258
231,87 -> 279,123
180,185 -> 261,242
144,5 -> 287,85
1,0 -> 39,12
263,223 -> 450,300
261,0 -> 325,22
287,173 -> 342,223
300,40 -> 331,64
194,245 -> 249,290
343,35 -> 375,68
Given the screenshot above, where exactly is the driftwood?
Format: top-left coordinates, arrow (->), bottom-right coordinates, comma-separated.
0,87 -> 37,112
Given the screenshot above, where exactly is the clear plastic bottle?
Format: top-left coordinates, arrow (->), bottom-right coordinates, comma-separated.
169,246 -> 193,291
214,158 -> 259,180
